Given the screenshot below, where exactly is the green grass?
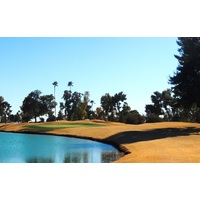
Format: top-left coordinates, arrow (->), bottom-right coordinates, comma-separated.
22,122 -> 105,132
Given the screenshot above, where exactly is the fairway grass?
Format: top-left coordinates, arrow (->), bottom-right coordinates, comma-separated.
22,122 -> 105,132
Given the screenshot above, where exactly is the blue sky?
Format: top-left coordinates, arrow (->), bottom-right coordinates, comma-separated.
0,37 -> 178,115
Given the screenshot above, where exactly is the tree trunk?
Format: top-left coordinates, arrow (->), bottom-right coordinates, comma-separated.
4,114 -> 7,124
54,86 -> 56,117
34,116 -> 37,123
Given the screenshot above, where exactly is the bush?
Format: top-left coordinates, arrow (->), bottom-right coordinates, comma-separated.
46,115 -> 56,122
126,113 -> 140,124
122,110 -> 145,124
146,114 -> 163,123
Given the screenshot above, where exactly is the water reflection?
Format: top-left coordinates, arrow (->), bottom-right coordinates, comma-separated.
63,151 -> 120,163
26,151 -> 121,163
64,152 -> 89,163
27,158 -> 55,163
0,132 -> 122,163
83,152 -> 89,163
101,151 -> 120,163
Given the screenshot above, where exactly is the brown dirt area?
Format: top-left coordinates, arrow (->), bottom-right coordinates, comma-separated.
1,120 -> 200,163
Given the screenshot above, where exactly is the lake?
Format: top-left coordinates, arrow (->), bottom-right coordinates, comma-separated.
0,132 -> 121,163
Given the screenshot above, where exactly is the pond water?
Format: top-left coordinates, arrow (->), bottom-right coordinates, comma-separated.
0,132 -> 121,163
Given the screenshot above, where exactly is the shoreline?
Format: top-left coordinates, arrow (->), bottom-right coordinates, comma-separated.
1,121 -> 200,163
0,129 -> 131,158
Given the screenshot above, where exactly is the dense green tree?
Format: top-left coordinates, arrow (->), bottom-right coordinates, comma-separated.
59,102 -> 65,118
3,102 -> 12,123
100,93 -> 114,120
71,91 -> 90,120
100,92 -> 136,123
170,104 -> 200,122
113,92 -> 127,113
62,90 -> 82,120
161,89 -> 175,120
150,91 -> 164,115
101,93 -> 119,119
145,114 -> 163,123
169,37 -> 200,108
9,111 -> 21,123
125,110 -> 143,124
21,90 -> 56,122
118,102 -> 131,123
0,96 -> 4,117
145,104 -> 158,116
40,94 -> 57,116
145,89 -> 175,121
68,91 -> 82,120
57,110 -> 64,120
96,107 -> 104,120
40,94 -> 57,121
79,91 -> 90,120
62,90 -> 71,118
86,100 -> 95,119
144,88 -> 200,123
145,91 -> 163,121
21,90 -> 42,122
86,105 -> 94,119
61,90 -> 94,120
0,96 -> 12,123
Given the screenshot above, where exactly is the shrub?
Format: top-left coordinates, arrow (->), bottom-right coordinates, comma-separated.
124,110 -> 145,124
146,114 -> 163,123
46,115 -> 56,122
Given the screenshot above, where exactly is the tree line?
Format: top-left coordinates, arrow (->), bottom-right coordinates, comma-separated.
0,81 -> 145,124
1,37 -> 200,124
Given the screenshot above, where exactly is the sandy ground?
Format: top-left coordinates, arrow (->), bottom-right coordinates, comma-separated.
1,120 -> 200,163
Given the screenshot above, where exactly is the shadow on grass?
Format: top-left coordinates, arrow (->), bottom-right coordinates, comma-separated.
0,124 -> 8,128
105,127 -> 200,145
21,122 -> 105,133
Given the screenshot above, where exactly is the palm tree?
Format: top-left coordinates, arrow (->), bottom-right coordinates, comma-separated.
52,81 -> 58,117
68,81 -> 73,92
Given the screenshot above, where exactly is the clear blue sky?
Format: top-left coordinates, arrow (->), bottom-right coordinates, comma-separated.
0,37 -> 178,115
